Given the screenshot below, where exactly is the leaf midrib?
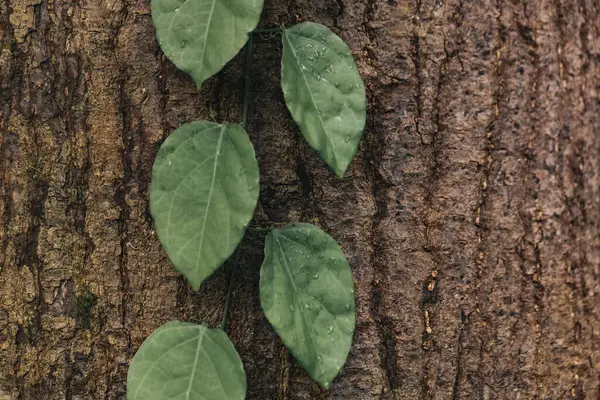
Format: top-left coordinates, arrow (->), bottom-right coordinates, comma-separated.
185,327 -> 206,399
161,124 -> 223,250
164,0 -> 216,83
283,30 -> 338,167
133,327 -> 203,400
273,233 -> 325,376
275,233 -> 353,318
195,126 -> 226,277
197,0 -> 217,82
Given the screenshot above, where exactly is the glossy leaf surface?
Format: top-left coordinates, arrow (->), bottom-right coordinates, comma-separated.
281,22 -> 367,177
127,322 -> 246,400
152,0 -> 264,88
150,121 -> 259,290
260,223 -> 355,388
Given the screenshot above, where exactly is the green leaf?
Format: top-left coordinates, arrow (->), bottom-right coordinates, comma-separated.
150,121 -> 259,290
281,22 -> 367,178
127,321 -> 246,400
152,0 -> 264,88
259,223 -> 355,389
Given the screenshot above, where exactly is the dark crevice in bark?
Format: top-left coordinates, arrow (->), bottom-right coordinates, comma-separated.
13,324 -> 27,399
450,324 -> 465,400
2,1 -> 24,397
275,345 -> 290,400
363,0 -> 376,43
364,97 -> 399,396
62,41 -> 94,272
554,2 -> 597,394
508,8 -> 535,396
116,73 -> 132,332
411,0 -> 423,145
288,0 -> 298,25
114,5 -> 132,346
0,0 -> 16,271
576,0 -> 593,73
333,0 -> 344,28
64,350 -> 75,400
361,56 -> 398,393
371,283 -> 400,392
18,167 -> 49,335
419,24 -> 451,400
520,4 -> 545,393
19,0 -> 51,354
473,0 -> 506,395
79,68 -> 95,275
413,0 -> 450,396
415,0 -> 444,356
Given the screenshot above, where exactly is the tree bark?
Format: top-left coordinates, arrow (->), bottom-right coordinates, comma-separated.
1,0 -> 599,399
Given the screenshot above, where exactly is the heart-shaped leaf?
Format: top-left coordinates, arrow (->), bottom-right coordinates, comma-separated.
259,223 -> 356,389
150,121 -> 259,290
281,22 -> 367,178
152,0 -> 264,88
127,322 -> 246,400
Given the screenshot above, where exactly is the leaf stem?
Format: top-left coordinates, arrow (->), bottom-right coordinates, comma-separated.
241,36 -> 253,130
248,226 -> 273,233
253,28 -> 283,34
219,244 -> 242,331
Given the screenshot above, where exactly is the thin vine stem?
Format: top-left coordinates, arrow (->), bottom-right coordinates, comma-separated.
248,226 -> 273,233
241,36 -> 253,130
253,27 -> 283,34
219,244 -> 242,331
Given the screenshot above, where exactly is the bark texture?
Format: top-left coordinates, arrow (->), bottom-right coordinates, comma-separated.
1,0 -> 599,399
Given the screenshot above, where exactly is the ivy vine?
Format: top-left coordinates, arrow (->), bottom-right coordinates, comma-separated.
127,0 -> 366,398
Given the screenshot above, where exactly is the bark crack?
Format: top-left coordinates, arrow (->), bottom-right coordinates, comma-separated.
116,74 -> 132,331
333,0 -> 344,28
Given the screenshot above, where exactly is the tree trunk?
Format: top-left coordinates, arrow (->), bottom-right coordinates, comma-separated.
0,0 -> 599,399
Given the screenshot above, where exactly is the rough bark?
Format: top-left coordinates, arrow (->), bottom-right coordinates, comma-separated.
0,0 -> 599,399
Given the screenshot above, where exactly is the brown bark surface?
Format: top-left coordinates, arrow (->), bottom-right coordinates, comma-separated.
1,0 -> 599,399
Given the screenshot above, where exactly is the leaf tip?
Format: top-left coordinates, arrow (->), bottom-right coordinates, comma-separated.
192,78 -> 205,91
319,379 -> 333,390
187,275 -> 202,291
330,163 -> 347,179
